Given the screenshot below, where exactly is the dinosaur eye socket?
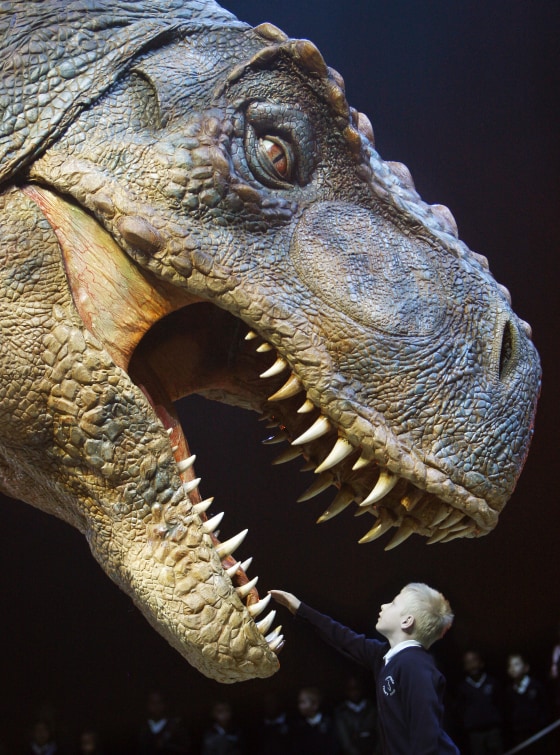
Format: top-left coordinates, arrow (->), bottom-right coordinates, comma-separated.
257,136 -> 293,182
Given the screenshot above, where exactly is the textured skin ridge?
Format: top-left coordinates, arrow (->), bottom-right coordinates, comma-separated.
0,1 -> 246,182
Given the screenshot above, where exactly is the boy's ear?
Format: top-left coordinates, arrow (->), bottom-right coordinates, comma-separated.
401,614 -> 415,631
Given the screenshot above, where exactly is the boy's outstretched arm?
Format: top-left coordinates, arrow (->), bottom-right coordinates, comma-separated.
269,590 -> 301,614
270,590 -> 380,670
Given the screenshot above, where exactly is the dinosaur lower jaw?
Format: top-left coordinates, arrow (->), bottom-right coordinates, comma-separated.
23,184 -> 284,679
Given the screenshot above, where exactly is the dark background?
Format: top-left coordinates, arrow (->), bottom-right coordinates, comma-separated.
1,1 -> 559,751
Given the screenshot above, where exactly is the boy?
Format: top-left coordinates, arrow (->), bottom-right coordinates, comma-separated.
505,653 -> 549,749
270,583 -> 458,755
291,686 -> 340,754
455,650 -> 504,754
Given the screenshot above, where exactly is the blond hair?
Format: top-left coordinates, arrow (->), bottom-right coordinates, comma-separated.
401,583 -> 454,648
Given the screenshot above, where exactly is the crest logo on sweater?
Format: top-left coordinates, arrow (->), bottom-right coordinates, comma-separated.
383,675 -> 396,696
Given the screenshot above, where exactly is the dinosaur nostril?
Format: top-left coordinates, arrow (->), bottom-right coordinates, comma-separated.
498,319 -> 516,381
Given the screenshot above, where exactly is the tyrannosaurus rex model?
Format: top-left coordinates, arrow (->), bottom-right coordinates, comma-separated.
0,0 -> 540,682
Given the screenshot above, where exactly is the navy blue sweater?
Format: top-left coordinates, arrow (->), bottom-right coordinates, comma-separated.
297,603 -> 459,755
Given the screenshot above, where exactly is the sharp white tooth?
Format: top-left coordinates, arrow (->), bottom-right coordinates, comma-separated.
239,557 -> 253,573
442,510 -> 464,528
431,506 -> 449,526
445,521 -> 467,534
354,504 -> 374,518
226,561 -> 241,578
440,530 -> 467,544
202,511 -> 224,533
272,446 -> 302,465
247,593 -> 271,617
297,473 -> 333,502
297,398 -> 315,414
236,575 -> 259,599
256,610 -> 277,635
317,487 -> 355,523
358,512 -> 394,544
384,521 -> 415,550
216,529 -> 248,559
359,471 -> 398,507
265,625 -> 282,643
256,342 -> 273,352
171,444 -> 179,453
177,455 -> 196,474
167,427 -> 173,435
262,431 -> 288,445
426,530 -> 449,545
268,373 -> 303,401
182,477 -> 201,494
260,357 -> 288,378
225,557 -> 253,578
292,415 -> 331,445
170,487 -> 185,505
268,634 -> 284,653
315,437 -> 354,473
300,461 -> 315,472
352,453 -> 370,471
245,330 -> 258,340
193,497 -> 214,515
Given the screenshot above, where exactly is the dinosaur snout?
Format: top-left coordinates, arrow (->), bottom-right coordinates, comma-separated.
290,200 -> 447,337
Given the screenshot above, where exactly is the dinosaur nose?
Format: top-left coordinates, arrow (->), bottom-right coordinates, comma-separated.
496,316 -> 518,382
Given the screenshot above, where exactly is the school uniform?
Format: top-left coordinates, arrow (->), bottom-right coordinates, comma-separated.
455,672 -> 504,754
297,602 -> 459,755
505,674 -> 549,746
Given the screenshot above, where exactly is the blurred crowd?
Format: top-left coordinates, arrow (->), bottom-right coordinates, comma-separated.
2,639 -> 560,755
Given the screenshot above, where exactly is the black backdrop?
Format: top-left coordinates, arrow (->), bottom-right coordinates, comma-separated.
1,1 -> 559,751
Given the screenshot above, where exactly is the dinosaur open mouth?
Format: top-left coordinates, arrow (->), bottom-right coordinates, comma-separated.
23,182 -> 482,670
24,182 -> 483,540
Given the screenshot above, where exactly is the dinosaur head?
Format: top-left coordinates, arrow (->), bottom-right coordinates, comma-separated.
0,2 -> 540,682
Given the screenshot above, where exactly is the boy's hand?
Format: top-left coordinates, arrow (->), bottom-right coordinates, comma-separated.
269,589 -> 301,614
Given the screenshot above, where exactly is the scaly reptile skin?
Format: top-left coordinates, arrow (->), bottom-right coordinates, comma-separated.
0,1 -> 540,682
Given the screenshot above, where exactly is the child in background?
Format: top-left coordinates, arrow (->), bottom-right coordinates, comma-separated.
455,650 -> 504,754
505,653 -> 549,751
291,686 -> 340,755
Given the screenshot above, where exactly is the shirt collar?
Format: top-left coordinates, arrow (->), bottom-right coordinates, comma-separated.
346,699 -> 367,713
467,672 -> 488,689
148,718 -> 168,734
306,713 -> 323,726
514,675 -> 530,694
384,639 -> 423,664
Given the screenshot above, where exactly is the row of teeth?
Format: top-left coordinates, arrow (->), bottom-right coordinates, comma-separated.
168,430 -> 284,654
164,328 -> 472,656
246,330 -> 476,549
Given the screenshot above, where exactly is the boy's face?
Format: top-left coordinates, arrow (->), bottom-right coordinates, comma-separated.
464,651 -> 484,679
376,590 -> 411,638
298,691 -> 320,718
507,655 -> 528,681
213,702 -> 232,727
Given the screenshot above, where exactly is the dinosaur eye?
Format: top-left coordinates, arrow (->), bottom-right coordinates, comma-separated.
245,130 -> 296,188
258,136 -> 293,181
